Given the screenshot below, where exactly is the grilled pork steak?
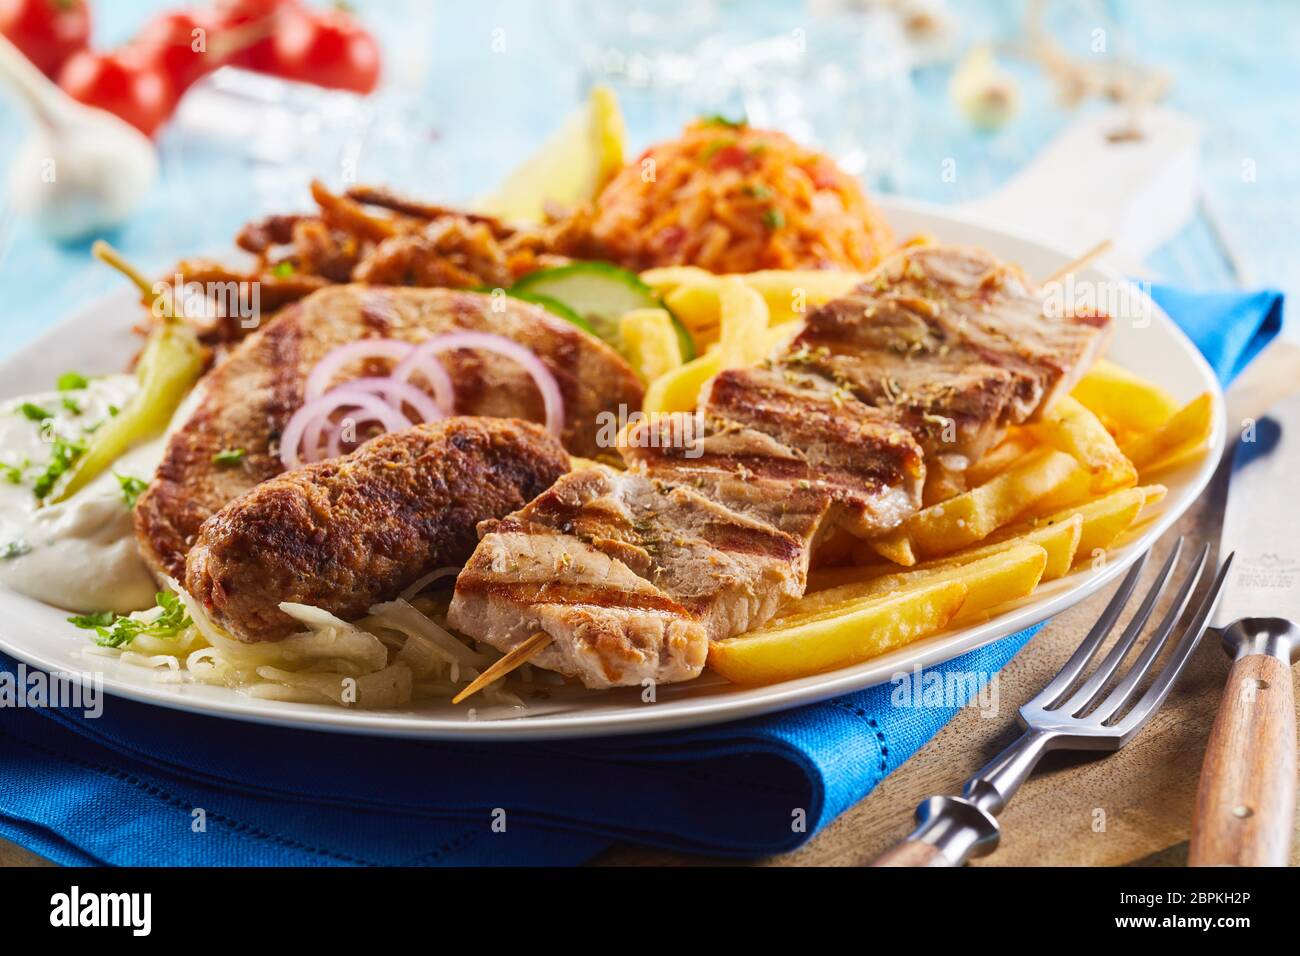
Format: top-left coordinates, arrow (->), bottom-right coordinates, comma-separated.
449,465 -> 805,688
185,418 -> 568,643
449,245 -> 1112,689
136,284 -> 642,580
793,245 -> 1112,466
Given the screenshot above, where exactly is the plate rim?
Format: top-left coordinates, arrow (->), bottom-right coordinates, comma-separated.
0,195 -> 1227,740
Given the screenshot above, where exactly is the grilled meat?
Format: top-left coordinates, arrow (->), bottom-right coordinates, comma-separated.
449,244 -> 1112,689
135,284 -> 642,580
792,245 -> 1112,466
619,369 -> 924,540
185,418 -> 568,643
448,465 -> 805,687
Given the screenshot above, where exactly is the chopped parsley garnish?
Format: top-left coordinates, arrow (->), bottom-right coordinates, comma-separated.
68,591 -> 191,649
19,402 -> 53,422
272,260 -> 297,278
0,459 -> 24,484
700,113 -> 747,128
761,207 -> 786,230
32,435 -> 87,499
107,404 -> 121,417
1,540 -> 31,560
742,183 -> 773,200
61,396 -> 82,415
213,448 -> 247,467
115,474 -> 149,508
57,372 -> 89,391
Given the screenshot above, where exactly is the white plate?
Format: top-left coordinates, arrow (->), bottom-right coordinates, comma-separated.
0,197 -> 1225,739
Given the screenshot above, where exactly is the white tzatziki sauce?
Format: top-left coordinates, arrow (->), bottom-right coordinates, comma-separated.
0,374 -> 167,614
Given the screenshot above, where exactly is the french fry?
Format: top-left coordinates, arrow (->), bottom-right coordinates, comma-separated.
619,307 -> 682,382
708,579 -> 967,685
1026,484 -> 1166,564
655,269 -> 864,332
965,429 -> 1036,486
984,513 -> 1084,581
783,543 -> 1046,626
642,347 -> 722,415
717,277 -> 770,367
1072,359 -> 1180,434
1120,392 -> 1215,470
1025,463 -> 1093,516
1140,439 -> 1210,477
639,265 -> 714,295
1030,395 -> 1137,492
663,283 -> 722,336
740,270 -> 865,323
871,448 -> 1077,564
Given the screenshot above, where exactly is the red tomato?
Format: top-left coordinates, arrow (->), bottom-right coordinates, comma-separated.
268,5 -> 380,93
126,10 -> 222,96
0,0 -> 90,78
209,0 -> 294,71
58,50 -> 175,137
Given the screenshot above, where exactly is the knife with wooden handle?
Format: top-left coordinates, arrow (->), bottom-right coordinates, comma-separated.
1189,395 -> 1300,867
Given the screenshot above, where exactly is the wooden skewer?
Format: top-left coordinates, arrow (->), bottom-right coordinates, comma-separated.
451,631 -> 553,704
1041,239 -> 1113,287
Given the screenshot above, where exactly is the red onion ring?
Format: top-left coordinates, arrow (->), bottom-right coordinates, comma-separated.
332,377 -> 446,424
279,391 -> 413,471
304,339 -> 418,401
394,332 -> 565,437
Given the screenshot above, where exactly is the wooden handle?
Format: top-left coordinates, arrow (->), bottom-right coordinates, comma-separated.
870,839 -> 953,867
1189,654 -> 1297,866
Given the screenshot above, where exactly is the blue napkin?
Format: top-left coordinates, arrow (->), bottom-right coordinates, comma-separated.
0,284 -> 1282,866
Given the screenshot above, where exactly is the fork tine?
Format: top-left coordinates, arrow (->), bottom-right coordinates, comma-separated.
1057,538 -> 1185,717
1111,550 -> 1234,740
1088,542 -> 1208,724
1033,552 -> 1149,709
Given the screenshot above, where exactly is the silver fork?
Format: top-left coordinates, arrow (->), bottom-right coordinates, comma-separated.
872,538 -> 1233,867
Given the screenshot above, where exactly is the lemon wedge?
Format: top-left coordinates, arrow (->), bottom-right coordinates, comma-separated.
477,85 -> 626,224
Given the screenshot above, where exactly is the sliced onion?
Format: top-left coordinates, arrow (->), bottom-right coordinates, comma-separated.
304,339 -> 416,401
280,391 -> 413,471
396,332 -> 565,437
398,566 -> 462,601
334,377 -> 446,424
390,350 -> 455,415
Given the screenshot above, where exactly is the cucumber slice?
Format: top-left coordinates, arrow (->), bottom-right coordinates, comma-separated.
513,262 -> 696,361
470,286 -> 594,334
507,290 -> 594,334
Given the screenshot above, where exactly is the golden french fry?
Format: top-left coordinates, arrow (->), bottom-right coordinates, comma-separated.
1120,392 -> 1215,469
642,347 -> 722,415
708,579 -> 967,685
783,543 -> 1046,626
717,277 -> 770,368
1031,484 -> 1166,563
984,513 -> 1084,581
639,266 -> 714,295
1072,359 -> 1180,434
966,429 -> 1036,486
663,283 -> 722,335
619,307 -> 683,383
739,270 -> 865,323
1030,395 -> 1137,492
872,448 -> 1077,564
1140,440 -> 1209,477
1026,463 -> 1093,516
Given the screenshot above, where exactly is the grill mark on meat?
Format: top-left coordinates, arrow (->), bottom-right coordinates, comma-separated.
452,575 -> 691,616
